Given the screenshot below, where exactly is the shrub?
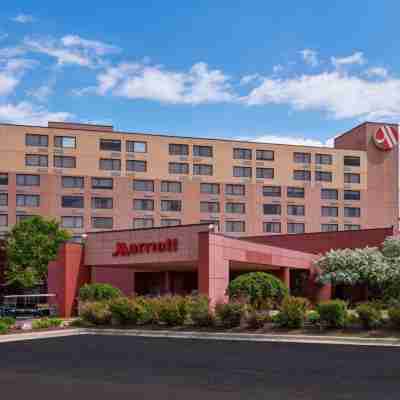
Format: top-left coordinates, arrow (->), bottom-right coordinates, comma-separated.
317,300 -> 348,329
32,318 -> 63,330
356,303 -> 383,330
79,283 -> 122,302
135,297 -> 157,324
80,301 -> 111,325
187,296 -> 214,327
307,310 -> 321,327
275,297 -> 309,329
109,297 -> 146,325
0,317 -> 16,327
215,302 -> 245,328
153,295 -> 188,326
0,321 -> 8,334
245,307 -> 270,329
227,272 -> 288,309
388,306 -> 400,329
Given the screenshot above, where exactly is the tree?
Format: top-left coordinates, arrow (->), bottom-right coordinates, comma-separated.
5,216 -> 70,288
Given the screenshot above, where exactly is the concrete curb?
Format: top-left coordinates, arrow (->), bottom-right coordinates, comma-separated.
0,329 -> 87,343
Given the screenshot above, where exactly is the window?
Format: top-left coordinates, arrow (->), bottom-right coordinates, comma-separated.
200,183 -> 220,194
54,156 -> 76,169
193,164 -> 213,176
263,186 -> 281,197
287,187 -> 304,198
100,139 -> 121,152
133,179 -> 154,192
169,162 -> 189,174
133,218 -> 154,229
287,205 -> 305,216
62,176 -> 84,188
200,201 -> 220,213
256,149 -> 274,161
315,171 -> 332,182
92,217 -> 113,229
233,148 -> 252,160
92,177 -> 113,189
321,206 -> 338,217
193,145 -> 213,157
0,214 -> 7,227
0,193 -> 7,206
126,141 -> 147,153
294,152 -> 311,164
256,168 -> 274,179
288,223 -> 305,234
161,199 -> 182,212
16,174 -> 40,186
315,154 -> 332,165
16,194 -> 40,207
344,190 -> 361,201
99,158 -> 121,171
161,219 -> 181,227
233,166 -> 252,178
293,170 -> 311,181
321,224 -> 338,232
54,136 -> 76,148
321,188 -> 338,200
200,220 -> 220,230
0,174 -> 8,185
225,221 -> 245,233
169,143 -> 189,156
26,134 -> 48,147
344,173 -> 361,184
263,204 -> 281,215
133,199 -> 154,211
263,222 -> 281,233
16,214 -> 36,223
225,184 -> 245,196
91,197 -> 113,209
344,156 -> 360,167
225,202 -> 245,214
61,216 -> 83,229
344,224 -> 361,231
344,207 -> 361,218
25,154 -> 48,167
61,195 -> 84,208
126,160 -> 147,172
161,181 -> 182,193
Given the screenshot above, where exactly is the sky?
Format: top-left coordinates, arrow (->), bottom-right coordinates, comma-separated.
1,1 -> 400,146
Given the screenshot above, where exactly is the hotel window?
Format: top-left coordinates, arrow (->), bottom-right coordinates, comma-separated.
293,152 -> 311,164
133,218 -> 154,229
161,218 -> 181,227
315,171 -> 332,182
315,154 -> 332,165
26,134 -> 48,147
161,199 -> 182,212
61,195 -> 84,208
133,179 -> 154,192
263,222 -> 281,233
91,177 -> 113,190
91,197 -> 113,209
225,202 -> 245,214
344,207 -> 361,218
16,194 -> 40,207
99,158 -> 121,171
200,183 -> 220,194
225,220 -> 245,233
126,141 -> 147,153
200,201 -> 220,213
225,184 -> 245,196
344,173 -> 361,184
61,216 -> 83,229
0,214 -> 7,227
54,136 -> 76,148
169,162 -> 189,174
92,217 -> 113,229
126,160 -> 147,172
344,190 -> 361,201
193,164 -> 213,176
256,168 -> 274,179
321,224 -> 338,232
0,193 -> 7,206
193,145 -> 213,158
256,149 -> 274,161
54,155 -> 76,169
287,187 -> 304,198
169,143 -> 189,156
200,220 -> 220,230
263,185 -> 281,197
263,204 -> 281,215
16,214 -> 36,223
16,174 -> 40,186
344,224 -> 361,231
25,154 -> 48,167
287,204 -> 305,216
62,176 -> 84,188
233,148 -> 252,160
321,188 -> 338,200
344,156 -> 360,167
293,170 -> 311,181
133,198 -> 154,211
233,166 -> 252,178
0,174 -> 8,185
287,223 -> 305,234
321,206 -> 338,217
99,139 -> 121,152
161,181 -> 182,193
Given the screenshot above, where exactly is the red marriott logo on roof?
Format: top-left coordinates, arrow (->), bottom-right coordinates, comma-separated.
373,125 -> 399,151
112,238 -> 179,257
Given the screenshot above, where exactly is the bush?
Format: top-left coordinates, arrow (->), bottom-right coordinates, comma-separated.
388,306 -> 400,329
245,307 -> 270,329
79,283 -> 122,302
109,297 -> 146,325
0,321 -> 8,334
356,303 -> 383,330
80,301 -> 112,325
227,272 -> 288,309
135,297 -> 157,325
153,295 -> 188,326
187,296 -> 214,327
274,297 -> 309,329
215,302 -> 245,328
32,318 -> 63,330
0,317 -> 16,327
307,310 -> 321,327
317,300 -> 348,329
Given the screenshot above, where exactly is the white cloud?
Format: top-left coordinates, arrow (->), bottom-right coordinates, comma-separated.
61,35 -> 119,55
12,14 -> 35,24
27,84 -> 53,102
237,134 -> 335,147
331,52 -> 366,68
0,57 -> 34,96
240,74 -> 261,85
300,49 -> 319,67
365,67 -> 388,79
272,64 -> 284,74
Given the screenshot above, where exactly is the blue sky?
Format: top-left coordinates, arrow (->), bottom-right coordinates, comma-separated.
1,1 -> 400,145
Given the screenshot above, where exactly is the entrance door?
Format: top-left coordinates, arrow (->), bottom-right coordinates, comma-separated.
135,272 -> 163,296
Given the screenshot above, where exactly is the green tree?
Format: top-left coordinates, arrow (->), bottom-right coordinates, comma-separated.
5,216 -> 70,288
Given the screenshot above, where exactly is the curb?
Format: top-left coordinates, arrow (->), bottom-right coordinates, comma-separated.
0,328 -> 87,344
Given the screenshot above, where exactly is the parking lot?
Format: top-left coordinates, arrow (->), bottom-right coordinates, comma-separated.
0,335 -> 399,399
